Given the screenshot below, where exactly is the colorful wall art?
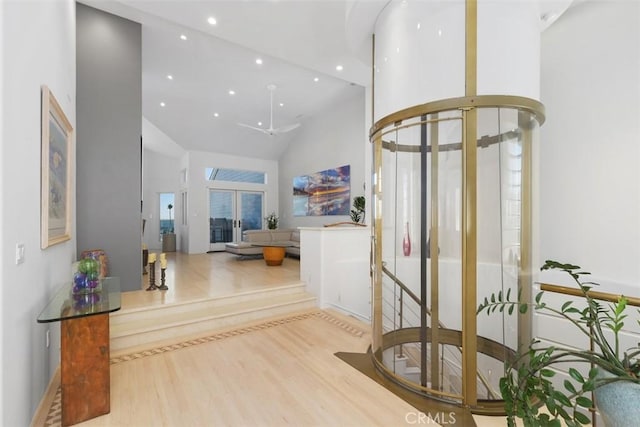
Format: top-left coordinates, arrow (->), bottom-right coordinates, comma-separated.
293,165 -> 351,216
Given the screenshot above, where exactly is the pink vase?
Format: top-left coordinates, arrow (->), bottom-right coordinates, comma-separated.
402,222 -> 411,256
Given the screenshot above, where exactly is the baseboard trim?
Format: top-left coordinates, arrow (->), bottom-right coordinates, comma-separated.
30,366 -> 60,427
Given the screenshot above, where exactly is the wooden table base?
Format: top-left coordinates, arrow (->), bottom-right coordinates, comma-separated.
61,314 -> 110,426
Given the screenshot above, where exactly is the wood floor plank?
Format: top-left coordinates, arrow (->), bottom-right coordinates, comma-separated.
36,252 -> 512,427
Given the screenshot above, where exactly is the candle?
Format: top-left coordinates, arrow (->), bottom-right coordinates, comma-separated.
148,253 -> 156,263
161,258 -> 167,269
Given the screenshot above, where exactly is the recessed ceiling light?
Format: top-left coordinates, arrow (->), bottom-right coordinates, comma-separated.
258,121 -> 263,126
214,113 -> 219,118
180,34 -> 187,41
417,22 -> 421,30
228,90 -> 235,95
336,65 -> 344,71
207,16 -> 217,26
314,77 -> 319,82
167,75 -> 173,80
279,103 -> 284,107
256,58 -> 263,65
160,102 -> 166,107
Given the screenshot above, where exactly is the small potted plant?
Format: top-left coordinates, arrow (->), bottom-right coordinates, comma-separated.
477,260 -> 640,427
264,212 -> 279,230
350,196 -> 365,224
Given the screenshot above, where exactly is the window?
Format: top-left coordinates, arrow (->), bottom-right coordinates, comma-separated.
205,167 -> 265,184
159,192 -> 175,236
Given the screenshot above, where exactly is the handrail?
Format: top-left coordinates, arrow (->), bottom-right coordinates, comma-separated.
382,265 -> 421,305
381,265 -> 499,399
539,282 -> 640,427
540,283 -> 640,307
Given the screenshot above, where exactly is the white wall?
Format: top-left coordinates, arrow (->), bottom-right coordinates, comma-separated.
0,1 -> 4,420
143,148 -> 183,251
185,151 -> 279,253
539,0 -> 640,287
1,1 -> 76,425
279,87 -> 367,228
533,5 -> 639,422
0,0 -> 4,420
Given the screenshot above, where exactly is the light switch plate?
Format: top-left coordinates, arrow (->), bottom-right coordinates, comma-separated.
15,243 -> 25,264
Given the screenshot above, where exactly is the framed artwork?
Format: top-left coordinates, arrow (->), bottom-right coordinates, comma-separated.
293,164 -> 350,216
41,85 -> 73,249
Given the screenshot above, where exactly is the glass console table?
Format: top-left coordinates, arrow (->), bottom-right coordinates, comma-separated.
37,277 -> 121,426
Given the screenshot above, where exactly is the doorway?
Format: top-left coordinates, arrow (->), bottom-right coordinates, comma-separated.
209,190 -> 264,251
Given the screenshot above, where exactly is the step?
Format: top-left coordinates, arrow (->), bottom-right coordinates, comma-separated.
111,282 -> 308,327
110,287 -> 317,352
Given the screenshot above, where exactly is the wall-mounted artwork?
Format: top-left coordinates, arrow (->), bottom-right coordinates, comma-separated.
41,85 -> 73,249
293,165 -> 350,216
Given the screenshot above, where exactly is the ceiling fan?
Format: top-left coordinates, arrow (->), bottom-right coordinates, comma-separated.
237,84 -> 301,136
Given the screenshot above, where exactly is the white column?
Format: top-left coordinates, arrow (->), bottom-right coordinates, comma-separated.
373,0 -> 541,121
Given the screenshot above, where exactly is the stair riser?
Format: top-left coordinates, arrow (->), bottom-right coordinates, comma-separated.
110,298 -> 317,352
110,284 -> 306,326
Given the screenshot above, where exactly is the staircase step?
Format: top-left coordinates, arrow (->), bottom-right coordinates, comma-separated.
110,285 -> 316,352
111,282 -> 307,327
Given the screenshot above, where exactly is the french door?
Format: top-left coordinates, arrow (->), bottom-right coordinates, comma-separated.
209,190 -> 264,251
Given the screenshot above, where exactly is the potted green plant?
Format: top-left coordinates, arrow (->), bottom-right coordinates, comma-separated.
264,212 -> 279,230
477,260 -> 640,427
350,196 -> 365,224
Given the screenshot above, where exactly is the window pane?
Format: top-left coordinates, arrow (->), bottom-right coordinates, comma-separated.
205,167 -> 266,184
160,193 -> 175,235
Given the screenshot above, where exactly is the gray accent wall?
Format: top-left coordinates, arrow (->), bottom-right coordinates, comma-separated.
76,3 -> 142,291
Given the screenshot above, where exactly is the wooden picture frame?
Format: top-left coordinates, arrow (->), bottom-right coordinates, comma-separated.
41,85 -> 73,249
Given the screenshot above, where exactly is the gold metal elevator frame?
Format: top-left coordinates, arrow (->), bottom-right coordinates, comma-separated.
369,1 -> 547,413
369,94 -> 544,414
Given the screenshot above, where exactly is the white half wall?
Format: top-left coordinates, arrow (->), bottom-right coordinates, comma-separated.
279,87 -> 367,228
1,1 -> 76,424
539,0 -> 640,287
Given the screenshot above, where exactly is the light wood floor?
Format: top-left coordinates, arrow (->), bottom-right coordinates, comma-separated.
125,251 -> 302,310
34,251 -> 515,427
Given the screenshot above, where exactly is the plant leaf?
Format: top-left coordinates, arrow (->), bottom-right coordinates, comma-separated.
575,396 -> 592,408
569,368 -> 584,383
552,391 -> 572,407
574,410 -> 591,425
563,379 -> 576,394
541,369 -> 556,378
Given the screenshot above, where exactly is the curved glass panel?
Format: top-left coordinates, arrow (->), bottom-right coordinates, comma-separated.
370,96 -> 542,413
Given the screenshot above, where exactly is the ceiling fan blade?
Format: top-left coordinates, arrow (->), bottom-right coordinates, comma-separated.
273,123 -> 301,134
237,84 -> 302,137
237,122 -> 270,135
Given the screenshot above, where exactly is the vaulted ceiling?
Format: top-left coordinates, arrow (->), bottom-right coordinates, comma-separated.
80,0 -> 574,160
